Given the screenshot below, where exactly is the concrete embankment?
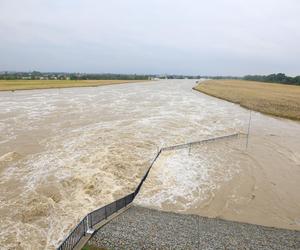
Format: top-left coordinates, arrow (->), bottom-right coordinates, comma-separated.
87,205 -> 300,250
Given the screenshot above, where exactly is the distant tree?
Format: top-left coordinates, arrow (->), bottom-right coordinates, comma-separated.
294,76 -> 300,84
243,73 -> 300,86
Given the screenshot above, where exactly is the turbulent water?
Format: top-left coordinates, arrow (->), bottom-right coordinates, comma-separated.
0,80 -> 299,249
135,133 -> 300,230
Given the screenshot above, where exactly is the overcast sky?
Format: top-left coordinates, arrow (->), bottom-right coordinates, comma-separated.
0,0 -> 299,76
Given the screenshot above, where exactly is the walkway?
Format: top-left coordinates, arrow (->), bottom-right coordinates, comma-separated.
87,205 -> 300,250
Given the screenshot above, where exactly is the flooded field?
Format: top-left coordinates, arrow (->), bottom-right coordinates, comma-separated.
0,80 -> 299,249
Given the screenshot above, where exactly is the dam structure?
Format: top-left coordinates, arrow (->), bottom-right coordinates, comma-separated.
57,134 -> 240,249
58,133 -> 300,250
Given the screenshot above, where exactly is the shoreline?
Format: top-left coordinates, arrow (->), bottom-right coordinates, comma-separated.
0,79 -> 149,92
193,79 -> 300,121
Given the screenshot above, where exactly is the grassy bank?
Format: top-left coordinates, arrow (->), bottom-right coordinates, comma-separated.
0,80 -> 145,91
194,80 -> 300,120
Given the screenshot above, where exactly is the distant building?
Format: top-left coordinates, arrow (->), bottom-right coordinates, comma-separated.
149,77 -> 160,80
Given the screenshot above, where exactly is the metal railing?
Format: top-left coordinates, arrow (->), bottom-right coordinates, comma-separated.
57,133 -> 239,250
87,192 -> 135,229
58,217 -> 87,250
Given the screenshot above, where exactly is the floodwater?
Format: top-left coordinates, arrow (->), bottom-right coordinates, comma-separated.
0,80 -> 299,249
135,133 -> 300,230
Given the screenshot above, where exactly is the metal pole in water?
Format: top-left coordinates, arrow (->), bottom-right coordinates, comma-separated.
246,110 -> 252,149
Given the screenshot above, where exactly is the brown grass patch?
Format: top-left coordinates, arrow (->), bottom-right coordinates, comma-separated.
0,80 -> 146,91
194,80 -> 300,120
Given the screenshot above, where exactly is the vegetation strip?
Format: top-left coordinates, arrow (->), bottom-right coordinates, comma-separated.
244,73 -> 300,86
194,79 -> 300,121
0,80 -> 145,91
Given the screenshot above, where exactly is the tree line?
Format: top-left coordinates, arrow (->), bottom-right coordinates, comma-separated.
0,71 -> 150,80
1,71 -> 299,85
0,72 -> 201,80
244,73 -> 300,85
68,73 -> 150,80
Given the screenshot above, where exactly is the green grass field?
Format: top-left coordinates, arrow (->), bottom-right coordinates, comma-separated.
0,80 -> 145,91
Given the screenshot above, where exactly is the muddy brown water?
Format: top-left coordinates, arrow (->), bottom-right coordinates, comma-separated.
0,80 -> 299,249
135,134 -> 300,231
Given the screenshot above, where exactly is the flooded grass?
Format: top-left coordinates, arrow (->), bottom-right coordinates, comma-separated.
194,79 -> 300,120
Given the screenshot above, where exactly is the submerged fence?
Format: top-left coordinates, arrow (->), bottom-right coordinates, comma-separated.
57,133 -> 239,250
163,133 -> 239,151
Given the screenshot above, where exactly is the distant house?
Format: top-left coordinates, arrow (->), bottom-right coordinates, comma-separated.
149,77 -> 160,80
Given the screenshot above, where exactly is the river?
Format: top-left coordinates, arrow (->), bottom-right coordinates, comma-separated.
0,80 -> 299,249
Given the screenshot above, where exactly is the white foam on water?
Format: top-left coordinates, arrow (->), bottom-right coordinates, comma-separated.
135,142 -> 242,211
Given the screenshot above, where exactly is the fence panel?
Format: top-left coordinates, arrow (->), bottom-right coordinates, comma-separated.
105,201 -> 117,218
89,207 -> 106,228
125,193 -> 134,205
116,197 -> 126,211
134,149 -> 162,196
57,216 -> 87,250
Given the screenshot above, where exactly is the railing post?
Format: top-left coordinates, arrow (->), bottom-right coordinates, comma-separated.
87,213 -> 92,231
84,217 -> 86,236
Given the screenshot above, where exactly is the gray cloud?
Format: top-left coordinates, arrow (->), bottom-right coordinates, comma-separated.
0,0 -> 299,75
